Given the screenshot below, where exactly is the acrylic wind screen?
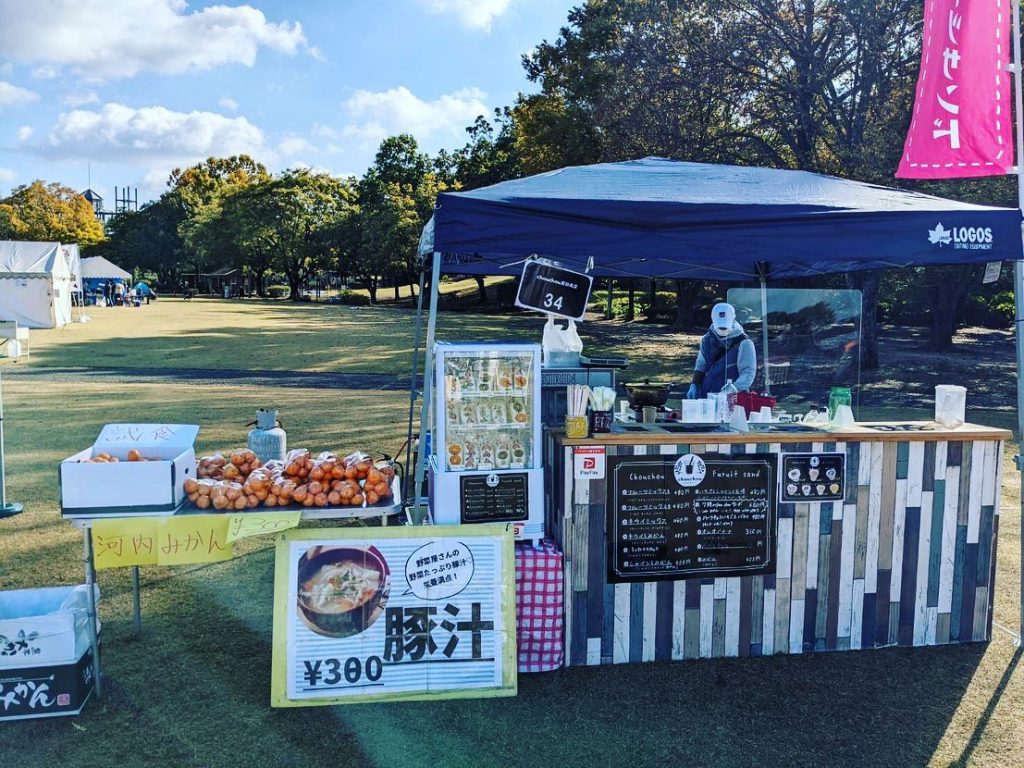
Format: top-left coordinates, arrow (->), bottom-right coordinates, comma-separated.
271,526 -> 516,706
442,351 -> 536,472
727,288 -> 862,413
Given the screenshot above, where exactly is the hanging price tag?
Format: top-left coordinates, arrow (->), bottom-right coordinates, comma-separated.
515,259 -> 593,320
982,261 -> 1002,284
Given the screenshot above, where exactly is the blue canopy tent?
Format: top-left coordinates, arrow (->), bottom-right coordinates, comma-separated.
418,158 -> 1020,279
409,158 -> 1024,634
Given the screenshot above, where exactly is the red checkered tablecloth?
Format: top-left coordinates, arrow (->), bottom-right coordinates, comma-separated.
514,539 -> 564,673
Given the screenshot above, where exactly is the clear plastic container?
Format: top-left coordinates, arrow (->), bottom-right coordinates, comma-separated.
717,379 -> 738,423
935,385 -> 966,427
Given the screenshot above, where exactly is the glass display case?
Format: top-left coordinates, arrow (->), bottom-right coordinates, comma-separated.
430,342 -> 544,542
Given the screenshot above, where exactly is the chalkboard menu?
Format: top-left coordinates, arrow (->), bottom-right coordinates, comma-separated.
607,453 -> 778,582
460,472 -> 529,523
780,452 -> 845,502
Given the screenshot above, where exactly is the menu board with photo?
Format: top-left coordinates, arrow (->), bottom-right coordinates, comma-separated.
607,453 -> 778,582
780,452 -> 845,502
271,525 -> 516,706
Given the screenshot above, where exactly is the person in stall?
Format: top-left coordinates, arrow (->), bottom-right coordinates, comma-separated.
686,302 -> 757,399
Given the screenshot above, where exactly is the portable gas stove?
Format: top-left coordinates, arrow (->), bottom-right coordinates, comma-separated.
628,404 -> 674,422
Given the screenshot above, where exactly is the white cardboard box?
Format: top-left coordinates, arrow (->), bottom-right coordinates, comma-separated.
0,585 -> 99,668
59,423 -> 199,517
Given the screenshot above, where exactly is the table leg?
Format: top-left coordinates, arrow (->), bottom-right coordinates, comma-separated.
83,528 -> 102,699
131,566 -> 142,636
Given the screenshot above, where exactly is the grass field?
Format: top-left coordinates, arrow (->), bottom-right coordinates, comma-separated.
0,298 -> 1021,768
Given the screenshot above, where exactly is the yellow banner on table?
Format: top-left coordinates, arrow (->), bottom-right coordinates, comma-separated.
93,518 -> 159,569
93,512 -> 305,569
226,511 -> 302,543
155,515 -> 233,566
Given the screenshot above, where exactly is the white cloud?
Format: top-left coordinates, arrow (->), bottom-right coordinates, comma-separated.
16,126 -> 32,141
32,65 -> 60,80
0,0 -> 309,80
278,135 -> 316,156
38,103 -> 271,166
343,85 -> 488,145
218,96 -> 239,112
63,91 -> 100,107
419,0 -> 512,31
0,80 -> 39,110
311,123 -> 340,139
0,167 -> 15,184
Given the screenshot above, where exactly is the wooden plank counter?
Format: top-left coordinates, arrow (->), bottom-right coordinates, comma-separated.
544,422 -> 1008,666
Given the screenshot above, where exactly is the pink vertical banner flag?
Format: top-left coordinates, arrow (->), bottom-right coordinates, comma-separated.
897,0 -> 1013,178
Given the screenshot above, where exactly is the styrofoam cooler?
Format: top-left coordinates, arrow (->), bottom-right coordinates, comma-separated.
0,585 -> 100,720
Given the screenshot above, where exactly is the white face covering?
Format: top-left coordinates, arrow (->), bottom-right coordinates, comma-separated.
713,326 -> 730,338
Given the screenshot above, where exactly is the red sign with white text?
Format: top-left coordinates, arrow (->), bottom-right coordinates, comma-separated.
897,0 -> 1013,178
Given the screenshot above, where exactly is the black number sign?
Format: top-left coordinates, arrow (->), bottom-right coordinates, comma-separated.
607,453 -> 778,582
460,473 -> 529,523
515,260 -> 594,320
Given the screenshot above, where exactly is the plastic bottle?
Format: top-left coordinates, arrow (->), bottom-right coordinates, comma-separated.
717,379 -> 738,422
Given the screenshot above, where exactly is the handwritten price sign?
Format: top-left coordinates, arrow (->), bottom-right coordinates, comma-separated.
227,511 -> 301,543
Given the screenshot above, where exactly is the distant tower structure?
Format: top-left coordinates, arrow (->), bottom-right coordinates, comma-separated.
114,186 -> 138,215
82,188 -> 114,222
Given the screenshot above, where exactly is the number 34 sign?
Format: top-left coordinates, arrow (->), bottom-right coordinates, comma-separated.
515,258 -> 594,321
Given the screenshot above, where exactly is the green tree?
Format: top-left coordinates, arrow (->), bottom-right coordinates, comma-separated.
452,111 -> 523,189
0,180 -> 105,245
167,155 -> 270,280
519,0 -> 926,358
229,170 -> 356,300
92,197 -> 185,289
337,136 -> 454,303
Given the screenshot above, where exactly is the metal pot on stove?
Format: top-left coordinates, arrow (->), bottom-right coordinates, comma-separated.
624,379 -> 673,408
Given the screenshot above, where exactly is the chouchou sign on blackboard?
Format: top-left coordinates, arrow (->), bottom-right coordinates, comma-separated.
607,453 -> 778,582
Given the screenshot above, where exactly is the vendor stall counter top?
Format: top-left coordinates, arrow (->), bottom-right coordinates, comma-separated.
556,421 -> 1011,445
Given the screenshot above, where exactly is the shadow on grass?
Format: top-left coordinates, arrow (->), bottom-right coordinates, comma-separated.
100,556 -> 998,767
947,646 -> 1022,768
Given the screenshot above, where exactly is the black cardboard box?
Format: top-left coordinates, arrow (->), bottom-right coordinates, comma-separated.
0,645 -> 95,721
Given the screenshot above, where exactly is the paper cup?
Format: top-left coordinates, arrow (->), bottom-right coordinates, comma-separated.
700,398 -> 716,422
832,404 -> 855,428
682,400 -> 701,423
565,415 -> 589,438
759,406 -> 772,422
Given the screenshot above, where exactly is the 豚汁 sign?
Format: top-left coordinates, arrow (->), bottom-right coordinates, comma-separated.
515,259 -> 593,321
271,525 -> 516,706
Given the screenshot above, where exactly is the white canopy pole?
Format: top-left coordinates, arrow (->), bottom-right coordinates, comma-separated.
760,277 -> 771,395
1011,0 -> 1024,646
411,252 -> 442,524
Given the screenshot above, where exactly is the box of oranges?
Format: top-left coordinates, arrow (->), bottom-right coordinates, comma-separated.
59,424 -> 199,517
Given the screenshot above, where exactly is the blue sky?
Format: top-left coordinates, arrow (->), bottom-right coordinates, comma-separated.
0,0 -> 576,206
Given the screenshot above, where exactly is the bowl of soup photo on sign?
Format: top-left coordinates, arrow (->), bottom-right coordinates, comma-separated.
297,546 -> 391,638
